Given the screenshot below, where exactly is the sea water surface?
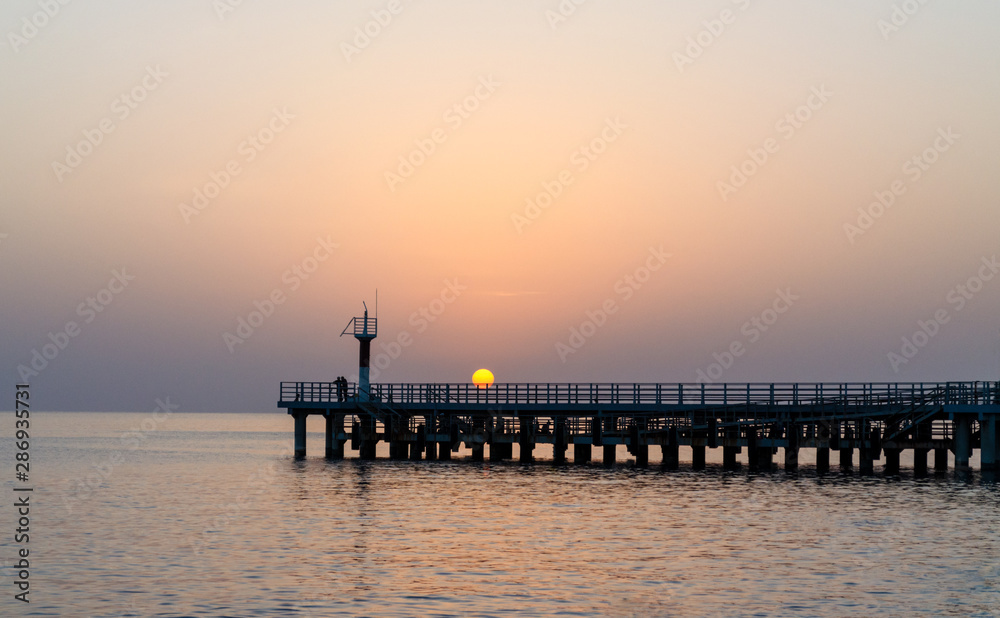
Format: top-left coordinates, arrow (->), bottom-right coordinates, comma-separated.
4,412 -> 1000,617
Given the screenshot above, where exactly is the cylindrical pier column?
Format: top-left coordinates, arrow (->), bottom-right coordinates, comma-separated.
954,416 -> 972,471
359,415 -> 378,460
602,444 -> 616,466
294,411 -> 307,458
692,445 -> 706,470
756,447 -> 772,471
661,441 -> 679,470
980,415 -> 998,472
472,416 -> 485,462
934,447 -> 948,471
519,417 -> 534,463
574,443 -> 591,464
437,441 -> 451,460
839,447 -> 853,471
784,447 -> 799,471
602,415 -> 616,466
815,447 -> 830,473
884,449 -> 900,475
635,443 -> 648,467
723,446 -> 739,470
325,413 -> 345,460
554,418 -> 568,464
325,413 -> 334,459
913,448 -> 928,475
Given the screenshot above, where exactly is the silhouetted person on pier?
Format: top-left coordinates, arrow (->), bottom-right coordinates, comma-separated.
335,376 -> 347,401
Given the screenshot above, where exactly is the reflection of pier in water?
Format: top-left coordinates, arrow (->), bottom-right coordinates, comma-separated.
278,380 -> 1000,474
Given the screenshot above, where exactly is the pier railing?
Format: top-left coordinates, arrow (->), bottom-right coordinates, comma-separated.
280,381 -> 999,407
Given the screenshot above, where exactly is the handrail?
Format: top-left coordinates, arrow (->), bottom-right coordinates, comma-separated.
280,381 -> 999,406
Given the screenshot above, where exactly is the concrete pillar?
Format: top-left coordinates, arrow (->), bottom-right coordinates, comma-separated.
723,446 -> 739,470
981,415 -> 998,472
554,418 -> 567,465
884,449 -> 900,475
603,445 -> 616,466
934,447 -> 948,471
661,444 -> 678,470
359,415 -> 377,460
574,443 -> 591,464
815,447 -> 830,474
294,411 -> 307,458
756,447 -> 773,471
519,417 -> 534,463
692,445 -> 706,470
325,413 -> 344,460
784,447 -> 799,471
438,442 -> 451,460
411,426 -> 424,461
954,416 -> 972,471
913,449 -> 928,476
471,416 -> 485,462
635,443 -> 648,467
859,454 -> 874,475
839,447 -> 853,471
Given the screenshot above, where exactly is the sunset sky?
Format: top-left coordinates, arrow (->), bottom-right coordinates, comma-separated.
2,0 -> 999,412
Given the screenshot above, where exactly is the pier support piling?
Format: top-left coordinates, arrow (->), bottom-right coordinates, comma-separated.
815,447 -> 829,473
884,448 -> 900,475
519,417 -> 534,463
661,443 -> 679,470
913,448 -> 928,476
954,416 -> 972,471
982,415 -> 999,472
723,445 -> 739,470
294,411 -> 307,458
692,445 -> 706,471
784,447 -> 799,472
839,447 -> 853,471
934,447 -> 948,472
574,443 -> 591,464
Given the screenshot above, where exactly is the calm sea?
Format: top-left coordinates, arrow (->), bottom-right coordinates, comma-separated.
3,412 -> 999,617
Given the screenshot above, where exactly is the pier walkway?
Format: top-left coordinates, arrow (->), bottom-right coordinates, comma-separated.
278,381 -> 1000,473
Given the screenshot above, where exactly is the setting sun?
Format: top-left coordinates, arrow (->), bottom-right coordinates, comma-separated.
472,368 -> 495,389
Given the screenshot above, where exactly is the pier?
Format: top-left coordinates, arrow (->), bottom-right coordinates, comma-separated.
278,380 -> 1000,473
